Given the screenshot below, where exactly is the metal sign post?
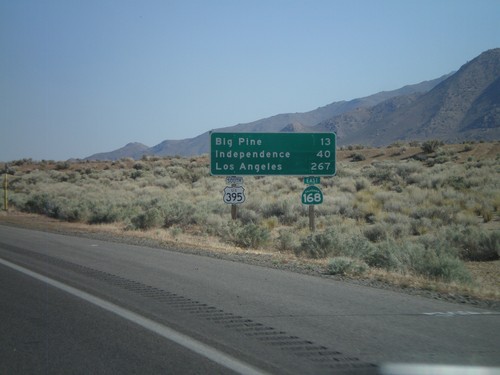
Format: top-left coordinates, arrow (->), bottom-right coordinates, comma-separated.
309,206 -> 315,232
231,201 -> 237,220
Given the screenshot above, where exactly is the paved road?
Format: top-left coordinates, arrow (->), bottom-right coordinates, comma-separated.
0,263 -> 237,375
1,225 -> 499,374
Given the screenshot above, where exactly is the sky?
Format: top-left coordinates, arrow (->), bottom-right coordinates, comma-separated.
1,0 -> 499,161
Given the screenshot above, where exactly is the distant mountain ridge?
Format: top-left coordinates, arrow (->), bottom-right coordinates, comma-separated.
316,48 -> 500,146
84,48 -> 499,160
86,142 -> 149,161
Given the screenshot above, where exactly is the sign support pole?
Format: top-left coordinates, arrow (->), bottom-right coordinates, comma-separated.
231,183 -> 238,220
309,205 -> 315,232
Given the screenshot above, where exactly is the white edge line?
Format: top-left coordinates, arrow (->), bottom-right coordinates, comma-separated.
0,258 -> 268,375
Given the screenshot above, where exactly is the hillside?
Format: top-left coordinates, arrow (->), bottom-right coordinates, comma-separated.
85,142 -> 150,162
85,75 -> 450,160
84,48 -> 499,160
316,48 -> 500,146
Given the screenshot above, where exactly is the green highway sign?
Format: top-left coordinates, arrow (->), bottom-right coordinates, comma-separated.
302,186 -> 323,205
210,132 -> 336,176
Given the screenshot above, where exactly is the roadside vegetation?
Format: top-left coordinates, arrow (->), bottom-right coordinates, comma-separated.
1,141 -> 499,300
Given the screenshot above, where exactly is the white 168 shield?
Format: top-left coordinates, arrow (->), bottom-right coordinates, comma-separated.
223,186 -> 245,204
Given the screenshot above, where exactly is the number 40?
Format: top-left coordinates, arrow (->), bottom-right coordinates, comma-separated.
316,150 -> 331,158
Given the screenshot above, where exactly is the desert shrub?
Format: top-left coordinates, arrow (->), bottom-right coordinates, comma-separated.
49,170 -> 72,182
366,239 -> 472,283
479,206 -> 494,223
201,214 -> 229,236
162,201 -> 196,227
130,170 -> 144,179
338,178 -> 357,193
315,197 -> 340,217
294,229 -> 375,259
276,229 -> 297,251
391,222 -> 410,239
444,176 -> 470,190
166,165 -> 195,183
355,177 -> 369,191
131,208 -> 164,230
155,176 -> 179,189
394,161 -> 422,180
341,234 -> 377,259
421,139 -> 443,154
24,193 -> 53,215
153,167 -> 167,177
23,193 -> 81,221
382,214 -> 411,239
327,257 -> 368,276
351,153 -> 366,162
6,190 -> 27,210
263,216 -> 279,230
408,247 -> 472,284
410,217 -> 433,235
373,190 -> 393,205
347,144 -> 365,150
133,161 -> 148,170
54,161 -> 70,170
444,227 -> 499,261
261,199 -> 297,224
231,223 -> 270,249
381,197 -> 407,214
363,242 -> 401,271
295,230 -> 340,258
237,208 -> 260,225
87,202 -> 121,224
329,194 -> 355,217
188,166 -> 208,183
426,154 -> 451,166
352,194 -> 381,223
363,224 -> 387,242
11,158 -> 33,166
410,206 -> 456,226
363,163 -> 394,185
52,199 -> 89,222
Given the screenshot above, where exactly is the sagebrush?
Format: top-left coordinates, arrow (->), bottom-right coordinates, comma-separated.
2,142 -> 499,286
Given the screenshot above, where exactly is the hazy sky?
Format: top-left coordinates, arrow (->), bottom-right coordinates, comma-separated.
1,0 -> 499,161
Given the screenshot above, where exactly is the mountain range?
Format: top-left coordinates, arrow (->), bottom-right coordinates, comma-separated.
85,48 -> 500,160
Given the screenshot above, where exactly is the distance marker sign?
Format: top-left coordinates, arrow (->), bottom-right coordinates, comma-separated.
210,132 -> 336,176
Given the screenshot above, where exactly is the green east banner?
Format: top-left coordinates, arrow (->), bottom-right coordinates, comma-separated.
304,176 -> 321,185
210,132 -> 336,176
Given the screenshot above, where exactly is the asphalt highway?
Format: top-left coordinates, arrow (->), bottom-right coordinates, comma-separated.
0,262 -> 238,374
1,225 -> 499,374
